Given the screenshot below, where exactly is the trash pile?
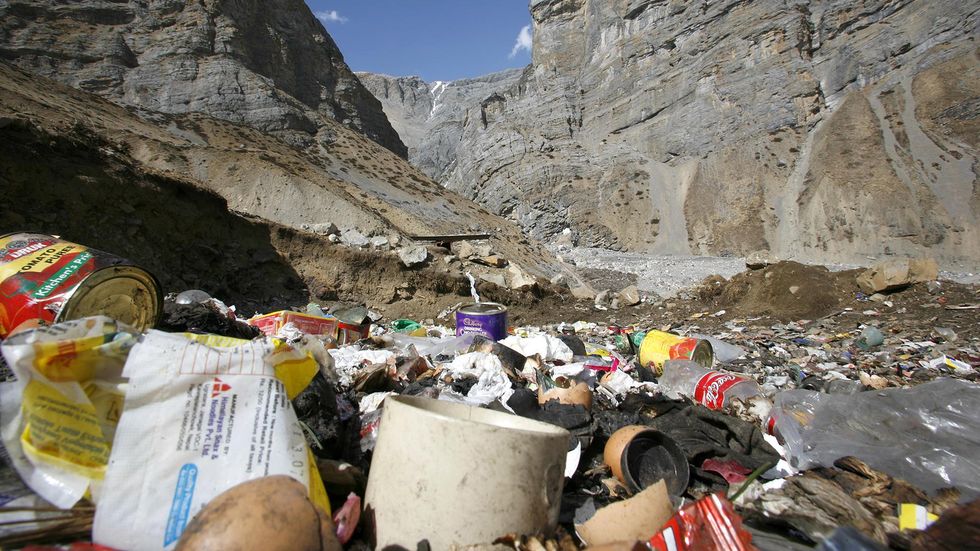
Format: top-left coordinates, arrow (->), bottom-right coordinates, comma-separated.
1,233 -> 978,550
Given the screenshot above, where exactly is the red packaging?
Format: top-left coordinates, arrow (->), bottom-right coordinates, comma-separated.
248,310 -> 339,338
649,493 -> 755,551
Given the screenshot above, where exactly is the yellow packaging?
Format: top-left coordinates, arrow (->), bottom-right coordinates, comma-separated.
638,330 -> 713,375
0,316 -> 137,508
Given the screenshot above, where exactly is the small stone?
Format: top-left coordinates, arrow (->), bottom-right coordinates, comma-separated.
789,285 -> 800,294
594,289 -> 611,308
550,273 -> 567,286
398,246 -> 428,267
925,280 -> 942,294
444,255 -> 458,264
869,293 -> 887,302
327,234 -> 340,243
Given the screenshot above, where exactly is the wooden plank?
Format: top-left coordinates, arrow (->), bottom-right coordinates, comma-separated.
406,233 -> 492,242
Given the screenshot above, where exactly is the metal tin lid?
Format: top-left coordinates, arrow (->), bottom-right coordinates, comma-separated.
58,266 -> 162,332
691,340 -> 714,368
457,302 -> 506,315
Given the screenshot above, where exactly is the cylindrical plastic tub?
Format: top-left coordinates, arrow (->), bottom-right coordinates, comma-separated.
364,395 -> 570,549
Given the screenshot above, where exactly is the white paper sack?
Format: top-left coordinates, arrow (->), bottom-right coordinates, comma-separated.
93,332 -> 315,551
500,334 -> 573,362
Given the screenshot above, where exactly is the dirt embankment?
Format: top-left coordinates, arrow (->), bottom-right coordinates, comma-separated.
0,117 -> 580,322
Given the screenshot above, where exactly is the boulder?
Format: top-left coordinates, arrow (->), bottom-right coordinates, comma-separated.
506,264 -> 537,290
856,258 -> 939,293
398,246 -> 429,267
481,272 -> 507,287
570,284 -> 597,301
340,228 -> 370,248
370,236 -> 390,249
618,285 -> 641,306
745,250 -> 774,270
453,241 -> 493,259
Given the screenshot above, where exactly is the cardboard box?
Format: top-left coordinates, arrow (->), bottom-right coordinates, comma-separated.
248,310 -> 339,338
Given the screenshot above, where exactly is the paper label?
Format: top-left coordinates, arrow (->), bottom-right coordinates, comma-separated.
694,372 -> 744,409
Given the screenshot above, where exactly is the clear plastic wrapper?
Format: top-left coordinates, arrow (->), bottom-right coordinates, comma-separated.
772,378 -> 980,499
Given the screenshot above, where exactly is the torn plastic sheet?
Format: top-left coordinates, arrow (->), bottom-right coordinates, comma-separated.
441,352 -> 514,407
773,378 -> 980,499
328,347 -> 396,388
500,334 -> 574,362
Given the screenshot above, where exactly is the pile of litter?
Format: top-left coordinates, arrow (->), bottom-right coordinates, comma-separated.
1,240 -> 978,550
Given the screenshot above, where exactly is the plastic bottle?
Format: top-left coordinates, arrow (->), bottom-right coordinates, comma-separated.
658,359 -> 763,410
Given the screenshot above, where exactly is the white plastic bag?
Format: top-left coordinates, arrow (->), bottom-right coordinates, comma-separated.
93,331 -> 329,550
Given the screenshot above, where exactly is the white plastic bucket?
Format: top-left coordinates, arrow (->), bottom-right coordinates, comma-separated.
364,395 -> 570,548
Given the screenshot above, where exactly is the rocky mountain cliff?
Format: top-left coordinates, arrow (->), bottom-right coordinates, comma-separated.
0,0 -> 406,156
364,0 -> 980,268
357,69 -> 524,181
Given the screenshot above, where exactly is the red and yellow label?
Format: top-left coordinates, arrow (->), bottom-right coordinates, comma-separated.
0,234 -> 116,338
639,330 -> 702,375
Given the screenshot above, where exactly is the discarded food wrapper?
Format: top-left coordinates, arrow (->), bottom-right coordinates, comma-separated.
898,503 -> 938,531
249,310 -> 339,339
648,493 -> 754,551
93,331 -> 329,551
0,316 -> 138,508
575,480 -> 674,547
337,320 -> 371,345
333,492 -> 361,545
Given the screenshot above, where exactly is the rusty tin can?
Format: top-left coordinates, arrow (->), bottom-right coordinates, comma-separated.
0,232 -> 162,338
455,302 -> 507,341
638,330 -> 713,375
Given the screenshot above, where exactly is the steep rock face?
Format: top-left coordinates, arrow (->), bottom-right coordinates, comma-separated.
0,0 -> 406,156
408,0 -> 978,266
357,69 -> 524,181
0,60 -> 566,280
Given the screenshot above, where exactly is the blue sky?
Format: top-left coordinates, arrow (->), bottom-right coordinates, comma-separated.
304,1 -> 533,82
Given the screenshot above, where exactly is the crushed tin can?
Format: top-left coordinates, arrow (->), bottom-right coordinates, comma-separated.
638,330 -> 713,376
455,302 -> 507,341
0,232 -> 162,338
